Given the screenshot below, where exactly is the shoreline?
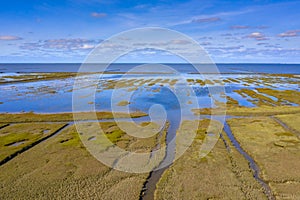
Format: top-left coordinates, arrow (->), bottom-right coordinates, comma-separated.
0,111 -> 148,123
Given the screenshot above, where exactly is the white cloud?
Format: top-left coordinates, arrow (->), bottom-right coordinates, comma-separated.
230,25 -> 268,30
192,17 -> 221,23
0,35 -> 22,41
246,32 -> 268,40
91,12 -> 107,18
20,38 -> 99,51
278,30 -> 300,37
80,44 -> 95,49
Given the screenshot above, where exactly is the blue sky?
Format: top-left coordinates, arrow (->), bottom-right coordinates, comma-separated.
0,0 -> 299,63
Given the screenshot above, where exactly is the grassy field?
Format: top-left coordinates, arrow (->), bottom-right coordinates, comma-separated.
194,105 -> 300,116
155,119 -> 267,200
2,109 -> 299,199
0,123 -> 8,129
0,123 -> 66,162
227,115 -> 300,199
0,111 -> 147,123
275,113 -> 300,134
0,120 -> 166,199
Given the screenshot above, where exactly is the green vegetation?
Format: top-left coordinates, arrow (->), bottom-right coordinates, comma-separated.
227,78 -> 240,83
0,124 -> 7,129
235,88 -> 282,106
0,123 -> 66,162
155,119 -> 266,199
193,105 -> 300,116
226,96 -> 239,107
186,79 -> 205,86
0,120 -> 166,199
0,111 -> 147,123
275,113 -> 300,134
204,79 -> 214,85
117,100 -> 130,106
257,88 -> 300,105
0,72 -> 78,84
227,117 -> 300,199
169,79 -> 178,86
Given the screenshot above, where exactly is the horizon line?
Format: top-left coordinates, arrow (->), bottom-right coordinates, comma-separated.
0,62 -> 300,65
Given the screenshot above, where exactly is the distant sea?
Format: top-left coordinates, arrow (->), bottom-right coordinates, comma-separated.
0,63 -> 299,74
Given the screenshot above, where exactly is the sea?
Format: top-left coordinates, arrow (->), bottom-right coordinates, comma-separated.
0,63 -> 300,74
0,63 -> 299,113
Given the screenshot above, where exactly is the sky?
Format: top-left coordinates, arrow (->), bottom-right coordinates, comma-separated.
0,0 -> 299,63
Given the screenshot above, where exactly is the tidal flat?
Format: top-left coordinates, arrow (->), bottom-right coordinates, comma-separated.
0,72 -> 299,199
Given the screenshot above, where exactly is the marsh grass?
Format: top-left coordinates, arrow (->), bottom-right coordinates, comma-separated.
0,120 -> 166,199
0,123 -> 66,162
235,89 -> 282,106
0,72 -> 78,84
194,105 -> 300,116
0,111 -> 147,123
275,113 -> 300,134
227,117 -> 300,199
0,123 -> 8,129
155,119 -> 266,199
117,100 -> 130,106
99,121 -> 166,153
186,79 -> 205,86
0,125 -> 144,199
257,88 -> 300,105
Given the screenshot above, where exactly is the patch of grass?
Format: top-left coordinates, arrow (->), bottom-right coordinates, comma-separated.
117,100 -> 130,106
222,79 -> 231,83
228,78 -> 240,83
193,105 -> 300,116
257,88 -> 300,105
235,88 -> 282,106
169,79 -> 178,86
0,124 -> 7,129
226,96 -> 239,107
196,79 -> 205,86
0,123 -> 66,162
76,121 -> 167,153
204,79 -> 214,85
0,72 -> 78,84
275,113 -> 300,134
0,111 -> 147,123
106,129 -> 125,143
